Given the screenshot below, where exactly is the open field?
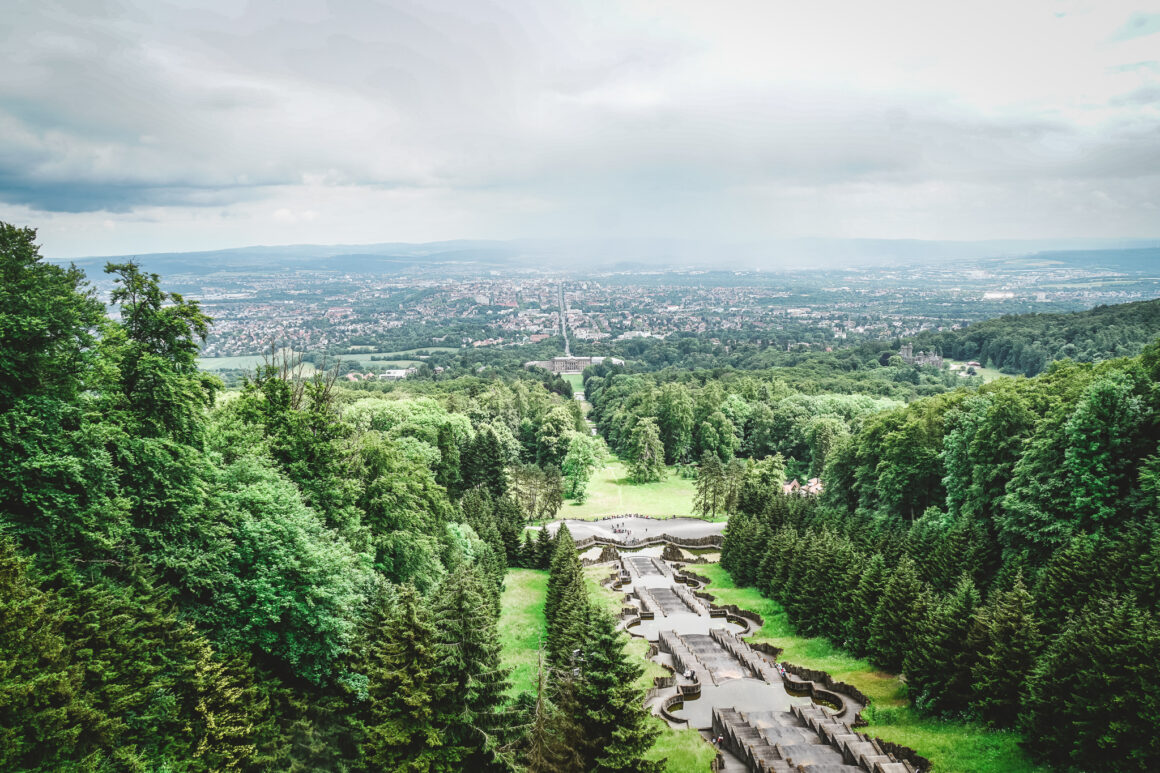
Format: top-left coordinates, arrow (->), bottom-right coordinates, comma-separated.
498,569 -> 549,697
197,345 -> 454,372
345,346 -> 458,355
695,563 -> 1045,773
197,352 -> 421,372
197,353 -> 309,372
562,373 -> 585,391
946,359 -> 1007,383
562,459 -> 700,520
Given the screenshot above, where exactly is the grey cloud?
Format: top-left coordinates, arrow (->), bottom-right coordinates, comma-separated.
1,0 -> 1159,245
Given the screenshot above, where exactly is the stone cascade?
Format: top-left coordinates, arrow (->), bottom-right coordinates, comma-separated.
713,706 -> 917,773
657,630 -> 710,685
709,629 -> 783,684
634,587 -> 664,618
672,581 -> 708,614
625,554 -> 671,580
597,536 -> 928,771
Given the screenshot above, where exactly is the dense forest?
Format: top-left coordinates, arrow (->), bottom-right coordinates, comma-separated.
915,297 -> 1160,376
6,217 -> 1160,772
581,324 -> 1160,770
583,358 -> 944,485
0,223 -> 640,772
718,350 -> 1160,771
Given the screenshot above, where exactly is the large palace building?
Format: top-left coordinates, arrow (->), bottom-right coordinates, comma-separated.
523,356 -> 624,374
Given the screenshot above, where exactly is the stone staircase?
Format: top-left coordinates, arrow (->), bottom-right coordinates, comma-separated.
712,706 -> 917,773
709,628 -> 781,682
658,630 -> 711,684
673,581 -> 709,614
635,586 -> 664,618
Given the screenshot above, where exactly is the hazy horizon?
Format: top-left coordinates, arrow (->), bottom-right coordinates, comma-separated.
5,1 -> 1160,258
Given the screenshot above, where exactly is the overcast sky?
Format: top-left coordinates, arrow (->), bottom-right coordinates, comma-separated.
3,0 -> 1160,257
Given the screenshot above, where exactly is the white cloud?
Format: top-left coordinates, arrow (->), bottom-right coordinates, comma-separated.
1,0 -> 1159,256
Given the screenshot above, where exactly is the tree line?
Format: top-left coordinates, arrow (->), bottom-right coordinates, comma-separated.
721,341 -> 1160,771
584,364 -> 901,483
914,297 -> 1160,376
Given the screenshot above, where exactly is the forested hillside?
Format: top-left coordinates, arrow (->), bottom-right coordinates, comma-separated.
721,347 -> 1160,771
0,224 -> 640,772
915,297 -> 1160,376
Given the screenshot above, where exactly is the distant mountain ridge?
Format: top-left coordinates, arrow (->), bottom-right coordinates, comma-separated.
50,236 -> 1160,277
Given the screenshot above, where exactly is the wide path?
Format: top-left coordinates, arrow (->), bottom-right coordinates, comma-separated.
546,516 -> 725,542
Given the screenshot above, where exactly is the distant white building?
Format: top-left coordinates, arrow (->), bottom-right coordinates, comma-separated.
377,368 -> 417,381
523,356 -> 624,374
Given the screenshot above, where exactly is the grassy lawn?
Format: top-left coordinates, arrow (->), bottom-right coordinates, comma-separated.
563,373 -> 585,391
564,459 -> 699,520
695,564 -> 1046,773
946,359 -> 1007,383
643,717 -> 717,773
498,569 -> 549,697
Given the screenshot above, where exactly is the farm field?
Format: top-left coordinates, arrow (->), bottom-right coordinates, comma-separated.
197,348 -> 439,372
562,459 -> 700,520
197,351 -> 317,375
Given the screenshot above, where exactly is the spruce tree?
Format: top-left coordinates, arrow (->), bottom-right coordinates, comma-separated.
493,495 -> 525,566
432,565 -> 514,772
359,585 -> 456,771
868,556 -> 924,671
544,525 -> 577,630
535,524 -> 554,570
764,526 -> 800,600
904,573 -> 980,716
526,651 -> 583,773
845,552 -> 887,653
1021,596 -> 1160,772
575,608 -> 662,773
0,540 -> 89,771
548,572 -> 591,668
1032,532 -> 1100,637
969,575 -> 1041,727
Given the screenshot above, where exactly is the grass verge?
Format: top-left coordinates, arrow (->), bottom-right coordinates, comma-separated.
498,569 -> 548,697
694,563 -> 1046,773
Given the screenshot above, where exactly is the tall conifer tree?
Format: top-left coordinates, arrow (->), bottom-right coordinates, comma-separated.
868,556 -> 924,671
969,575 -> 1041,726
432,565 -> 514,771
359,585 -> 455,771
575,609 -> 662,773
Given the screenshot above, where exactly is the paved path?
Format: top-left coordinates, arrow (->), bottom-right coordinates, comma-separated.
546,516 -> 725,542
